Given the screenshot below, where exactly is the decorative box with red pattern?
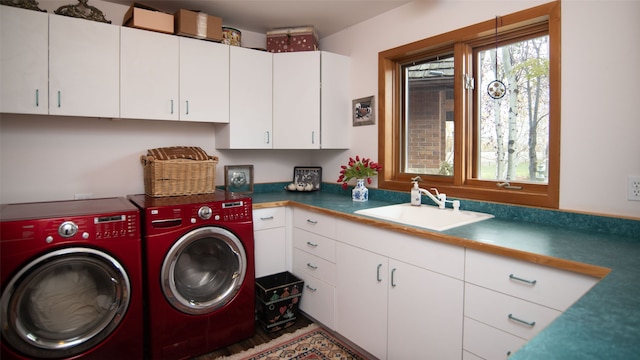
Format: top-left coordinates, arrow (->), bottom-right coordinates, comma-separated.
266,26 -> 319,53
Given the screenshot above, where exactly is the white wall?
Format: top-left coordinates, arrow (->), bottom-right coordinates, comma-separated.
1,0 -> 639,219
319,0 -> 640,218
0,0 -> 310,203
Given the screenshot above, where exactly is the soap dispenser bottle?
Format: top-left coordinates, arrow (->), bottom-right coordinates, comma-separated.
411,180 -> 421,206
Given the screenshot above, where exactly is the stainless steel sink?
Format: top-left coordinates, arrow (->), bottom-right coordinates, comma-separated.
354,203 -> 494,231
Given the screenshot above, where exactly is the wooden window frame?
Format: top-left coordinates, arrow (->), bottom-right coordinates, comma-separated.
377,1 -> 560,208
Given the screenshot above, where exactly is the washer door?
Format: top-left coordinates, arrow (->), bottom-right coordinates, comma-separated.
161,226 -> 247,315
0,247 -> 131,359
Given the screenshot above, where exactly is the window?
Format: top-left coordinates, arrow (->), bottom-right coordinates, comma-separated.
378,2 -> 560,208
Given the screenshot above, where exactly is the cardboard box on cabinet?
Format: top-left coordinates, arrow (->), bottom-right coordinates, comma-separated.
123,2 -> 174,34
174,9 -> 223,42
266,26 -> 319,53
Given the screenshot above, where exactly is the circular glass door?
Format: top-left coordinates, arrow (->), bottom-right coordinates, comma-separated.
161,227 -> 247,315
0,247 -> 131,359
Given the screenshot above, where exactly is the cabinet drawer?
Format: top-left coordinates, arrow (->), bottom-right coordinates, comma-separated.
292,267 -> 335,329
293,208 -> 336,239
294,248 -> 336,285
463,317 -> 526,360
465,249 -> 598,311
293,228 -> 336,262
464,283 -> 560,340
336,218 -> 464,279
253,207 -> 286,231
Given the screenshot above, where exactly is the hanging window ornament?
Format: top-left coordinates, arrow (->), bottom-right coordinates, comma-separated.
487,16 -> 506,100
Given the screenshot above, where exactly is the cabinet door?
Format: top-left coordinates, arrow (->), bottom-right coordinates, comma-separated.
120,26 -> 179,120
49,14 -> 119,117
253,207 -> 287,277
254,227 -> 287,277
179,37 -> 229,122
0,5 -> 48,114
387,259 -> 464,360
320,51 -> 350,149
336,242 -> 388,360
272,52 -> 320,149
217,46 -> 272,149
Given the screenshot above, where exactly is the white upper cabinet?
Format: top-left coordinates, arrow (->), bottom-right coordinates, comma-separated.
273,52 -> 320,149
1,5 -> 48,115
179,37 -> 229,123
320,51 -> 350,149
216,46 -> 273,149
272,51 -> 350,149
49,14 -> 120,118
120,26 -> 179,120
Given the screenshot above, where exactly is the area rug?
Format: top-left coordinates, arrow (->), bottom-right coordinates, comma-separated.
210,323 -> 368,360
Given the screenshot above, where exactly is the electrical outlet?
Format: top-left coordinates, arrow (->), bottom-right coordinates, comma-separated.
74,193 -> 93,200
629,176 -> 640,201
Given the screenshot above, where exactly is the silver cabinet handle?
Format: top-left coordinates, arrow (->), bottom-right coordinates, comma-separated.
57,91 -> 61,107
35,89 -> 39,107
305,284 -> 317,292
312,131 -> 315,144
265,131 -> 270,144
509,274 -> 537,285
391,268 -> 397,287
377,264 -> 382,282
306,241 -> 318,248
170,99 -> 174,114
306,219 -> 318,224
306,263 -> 318,270
259,216 -> 274,221
185,100 -> 189,115
508,314 -> 536,327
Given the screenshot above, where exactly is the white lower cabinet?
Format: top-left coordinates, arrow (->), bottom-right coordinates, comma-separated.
335,242 -> 388,358
463,249 -> 599,359
292,248 -> 336,329
335,219 -> 464,360
463,317 -> 526,360
291,209 -> 337,329
253,207 -> 287,277
278,207 -> 600,360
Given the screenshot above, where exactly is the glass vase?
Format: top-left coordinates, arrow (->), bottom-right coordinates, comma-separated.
352,178 -> 369,202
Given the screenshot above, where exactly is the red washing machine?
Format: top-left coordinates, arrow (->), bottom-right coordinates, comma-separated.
0,197 -> 143,360
128,193 -> 255,360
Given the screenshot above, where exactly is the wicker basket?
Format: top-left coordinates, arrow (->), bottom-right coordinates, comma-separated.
141,155 -> 218,197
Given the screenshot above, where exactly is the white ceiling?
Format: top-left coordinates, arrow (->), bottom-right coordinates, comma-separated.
102,0 -> 412,38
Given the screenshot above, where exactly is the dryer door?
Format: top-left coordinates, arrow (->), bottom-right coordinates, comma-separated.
161,226 -> 247,315
0,247 -> 131,359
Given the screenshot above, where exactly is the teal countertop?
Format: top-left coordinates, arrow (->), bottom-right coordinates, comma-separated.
248,184 -> 640,360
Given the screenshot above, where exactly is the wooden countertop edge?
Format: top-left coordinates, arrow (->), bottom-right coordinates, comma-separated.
254,200 -> 612,279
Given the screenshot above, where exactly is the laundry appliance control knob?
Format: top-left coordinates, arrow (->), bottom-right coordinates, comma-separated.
58,221 -> 78,238
198,206 -> 213,220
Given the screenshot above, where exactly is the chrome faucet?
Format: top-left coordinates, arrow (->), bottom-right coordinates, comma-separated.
411,176 -> 460,210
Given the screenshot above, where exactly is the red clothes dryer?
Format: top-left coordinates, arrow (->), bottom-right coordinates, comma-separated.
0,197 -> 143,360
128,193 -> 255,360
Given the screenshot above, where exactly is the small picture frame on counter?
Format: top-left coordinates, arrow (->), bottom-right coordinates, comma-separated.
224,165 -> 254,193
286,167 -> 322,192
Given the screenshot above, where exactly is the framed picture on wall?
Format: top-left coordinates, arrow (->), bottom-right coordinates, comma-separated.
224,165 -> 254,193
353,96 -> 375,126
